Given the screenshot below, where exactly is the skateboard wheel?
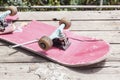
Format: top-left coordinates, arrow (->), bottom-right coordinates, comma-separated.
59,18 -> 71,29
7,6 -> 17,16
38,36 -> 53,50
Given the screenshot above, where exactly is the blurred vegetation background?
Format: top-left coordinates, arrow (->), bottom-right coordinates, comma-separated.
0,0 -> 120,11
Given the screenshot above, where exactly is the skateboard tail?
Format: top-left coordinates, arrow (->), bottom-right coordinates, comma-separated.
46,41 -> 109,67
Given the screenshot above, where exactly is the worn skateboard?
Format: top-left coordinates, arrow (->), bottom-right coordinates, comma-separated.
0,6 -> 18,35
0,18 -> 109,67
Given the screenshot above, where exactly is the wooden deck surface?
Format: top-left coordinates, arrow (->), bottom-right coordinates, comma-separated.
0,11 -> 120,80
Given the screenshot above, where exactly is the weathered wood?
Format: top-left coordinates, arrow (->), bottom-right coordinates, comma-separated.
0,42 -> 47,63
73,31 -> 120,43
0,63 -> 39,73
0,73 -> 39,80
35,62 -> 120,80
0,62 -> 120,74
1,11 -> 120,20
0,11 -> 120,80
0,62 -> 120,80
0,72 -> 119,80
15,11 -> 120,20
70,21 -> 120,30
14,21 -> 120,30
0,62 -> 119,80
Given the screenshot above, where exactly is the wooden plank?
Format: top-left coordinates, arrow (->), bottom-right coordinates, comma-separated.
0,62 -> 120,74
1,11 -> 120,21
14,21 -> 120,31
1,11 -> 120,20
0,62 -> 119,80
0,42 -> 47,63
35,62 -> 120,80
72,31 -> 120,43
0,73 -> 39,80
69,74 -> 120,80
0,55 -> 46,63
0,70 -> 119,80
70,21 -> 120,31
0,11 -> 119,21
1,62 -> 120,73
0,63 -> 39,73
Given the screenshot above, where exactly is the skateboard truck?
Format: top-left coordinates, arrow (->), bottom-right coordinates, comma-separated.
0,6 -> 17,31
38,18 -> 71,50
10,18 -> 71,51
50,24 -> 71,50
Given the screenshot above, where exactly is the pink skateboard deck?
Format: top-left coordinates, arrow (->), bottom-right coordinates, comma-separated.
0,20 -> 109,67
